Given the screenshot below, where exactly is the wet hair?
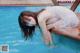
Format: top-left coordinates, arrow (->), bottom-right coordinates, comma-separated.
18,9 -> 45,40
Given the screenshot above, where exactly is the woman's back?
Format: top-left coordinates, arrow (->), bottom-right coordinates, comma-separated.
38,6 -> 79,29
45,6 -> 77,19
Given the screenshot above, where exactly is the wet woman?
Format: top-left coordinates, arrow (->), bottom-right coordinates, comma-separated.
18,6 -> 80,47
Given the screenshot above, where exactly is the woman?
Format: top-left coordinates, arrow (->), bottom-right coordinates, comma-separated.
18,6 -> 80,46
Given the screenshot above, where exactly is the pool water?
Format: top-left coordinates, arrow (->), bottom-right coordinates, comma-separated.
0,6 -> 80,53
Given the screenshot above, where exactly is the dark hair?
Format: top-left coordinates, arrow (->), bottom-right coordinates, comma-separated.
18,9 -> 45,40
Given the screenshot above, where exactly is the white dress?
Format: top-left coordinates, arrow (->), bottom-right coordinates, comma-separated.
38,6 -> 79,30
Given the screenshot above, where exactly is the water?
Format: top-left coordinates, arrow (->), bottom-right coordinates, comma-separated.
0,6 -> 80,53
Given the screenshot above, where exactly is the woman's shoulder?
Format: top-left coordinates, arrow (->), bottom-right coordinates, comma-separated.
37,10 -> 51,21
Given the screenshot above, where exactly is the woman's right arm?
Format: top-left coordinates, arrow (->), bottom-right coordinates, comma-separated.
38,11 -> 53,47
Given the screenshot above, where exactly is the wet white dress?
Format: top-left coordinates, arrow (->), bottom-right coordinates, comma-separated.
38,6 -> 79,30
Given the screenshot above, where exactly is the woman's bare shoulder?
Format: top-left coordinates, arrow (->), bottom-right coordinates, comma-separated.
38,10 -> 51,22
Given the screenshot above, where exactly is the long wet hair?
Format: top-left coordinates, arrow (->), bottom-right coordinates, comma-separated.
18,9 -> 45,40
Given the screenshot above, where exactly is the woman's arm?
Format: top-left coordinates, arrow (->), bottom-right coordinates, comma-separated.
38,11 -> 53,46
38,20 -> 53,46
47,19 -> 63,30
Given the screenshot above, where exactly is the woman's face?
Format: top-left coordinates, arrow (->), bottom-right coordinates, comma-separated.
23,16 -> 36,26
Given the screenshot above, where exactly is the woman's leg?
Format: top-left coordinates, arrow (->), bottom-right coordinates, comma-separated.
51,27 -> 80,40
